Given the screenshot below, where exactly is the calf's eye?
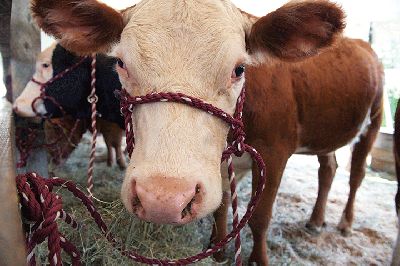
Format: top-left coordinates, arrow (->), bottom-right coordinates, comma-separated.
42,63 -> 50,68
232,64 -> 245,79
117,58 -> 125,69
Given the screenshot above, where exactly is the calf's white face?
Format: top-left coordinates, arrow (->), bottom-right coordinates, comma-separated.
13,43 -> 56,117
32,0 -> 344,224
115,0 -> 249,223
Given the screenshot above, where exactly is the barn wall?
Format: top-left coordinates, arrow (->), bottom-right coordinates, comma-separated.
0,99 -> 26,266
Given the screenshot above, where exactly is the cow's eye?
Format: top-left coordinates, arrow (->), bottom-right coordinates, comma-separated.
42,63 -> 50,68
117,58 -> 125,69
232,64 -> 245,79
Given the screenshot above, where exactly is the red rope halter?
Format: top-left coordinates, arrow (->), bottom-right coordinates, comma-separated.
17,60 -> 267,265
118,86 -> 267,265
16,55 -> 98,198
16,56 -> 89,168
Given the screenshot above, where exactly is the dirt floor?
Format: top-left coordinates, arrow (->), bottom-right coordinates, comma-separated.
44,134 -> 398,265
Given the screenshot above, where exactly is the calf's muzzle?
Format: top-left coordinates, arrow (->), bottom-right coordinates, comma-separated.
131,176 -> 202,224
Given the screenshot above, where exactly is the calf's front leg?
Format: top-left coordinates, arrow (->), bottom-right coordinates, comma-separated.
249,146 -> 290,266
210,192 -> 230,263
306,153 -> 337,234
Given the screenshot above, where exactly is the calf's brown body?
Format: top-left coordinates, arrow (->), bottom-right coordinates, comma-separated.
213,38 -> 384,264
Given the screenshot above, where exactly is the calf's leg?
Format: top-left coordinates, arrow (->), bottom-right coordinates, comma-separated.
115,139 -> 127,169
209,192 -> 230,263
306,153 -> 337,234
249,146 -> 290,266
392,214 -> 400,266
98,119 -> 126,169
105,142 -> 114,167
338,109 -> 381,236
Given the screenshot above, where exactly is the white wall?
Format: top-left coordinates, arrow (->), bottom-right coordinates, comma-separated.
0,53 -> 5,97
99,0 -> 400,40
41,0 -> 400,49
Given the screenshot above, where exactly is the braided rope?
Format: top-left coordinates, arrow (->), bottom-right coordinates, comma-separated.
16,127 -> 38,168
16,56 -> 89,168
18,141 -> 265,265
87,54 -> 98,198
18,67 -> 268,264
228,155 -> 242,265
17,54 -> 99,199
118,86 -> 267,265
17,173 -> 81,266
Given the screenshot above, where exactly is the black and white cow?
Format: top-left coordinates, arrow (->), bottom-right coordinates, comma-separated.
14,43 -> 126,168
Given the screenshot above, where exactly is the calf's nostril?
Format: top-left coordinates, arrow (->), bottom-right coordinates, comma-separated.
181,184 -> 202,219
132,196 -> 141,210
181,197 -> 195,219
130,180 -> 143,214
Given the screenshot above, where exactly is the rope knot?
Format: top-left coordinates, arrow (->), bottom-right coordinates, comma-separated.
231,126 -> 246,157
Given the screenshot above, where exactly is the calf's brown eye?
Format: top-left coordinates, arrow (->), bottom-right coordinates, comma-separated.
42,63 -> 50,68
232,64 -> 245,79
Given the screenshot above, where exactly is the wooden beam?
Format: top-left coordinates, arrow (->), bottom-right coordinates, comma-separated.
0,99 -> 26,266
0,0 -> 12,101
11,0 -> 48,177
10,0 -> 40,100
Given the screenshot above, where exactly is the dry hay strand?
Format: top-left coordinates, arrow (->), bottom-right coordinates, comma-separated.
34,135 -> 214,265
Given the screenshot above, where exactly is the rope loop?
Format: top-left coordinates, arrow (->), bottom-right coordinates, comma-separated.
87,94 -> 98,104
18,140 -> 266,265
116,85 -> 267,265
16,56 -> 90,168
17,54 -> 268,265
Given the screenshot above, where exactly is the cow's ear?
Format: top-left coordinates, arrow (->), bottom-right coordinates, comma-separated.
31,0 -> 124,55
245,1 -> 345,62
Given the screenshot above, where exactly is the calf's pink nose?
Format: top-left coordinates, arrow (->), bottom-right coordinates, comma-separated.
131,176 -> 202,224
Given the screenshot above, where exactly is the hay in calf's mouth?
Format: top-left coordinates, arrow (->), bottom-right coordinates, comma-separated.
34,134 -> 214,265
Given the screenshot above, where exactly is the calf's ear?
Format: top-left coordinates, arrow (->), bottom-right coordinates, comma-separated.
31,0 -> 124,55
246,0 -> 345,62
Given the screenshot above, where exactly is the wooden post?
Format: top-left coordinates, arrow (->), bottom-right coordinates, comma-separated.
11,0 -> 48,177
10,0 -> 40,100
0,0 -> 12,101
0,99 -> 26,266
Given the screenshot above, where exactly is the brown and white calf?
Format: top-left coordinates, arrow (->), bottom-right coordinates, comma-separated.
213,37 -> 383,262
30,0 -> 348,264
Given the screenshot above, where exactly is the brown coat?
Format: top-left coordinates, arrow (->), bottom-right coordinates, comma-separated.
245,38 -> 383,155
223,37 -> 384,264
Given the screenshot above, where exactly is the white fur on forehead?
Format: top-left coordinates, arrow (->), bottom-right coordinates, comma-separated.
38,42 -> 57,63
115,0 -> 249,97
